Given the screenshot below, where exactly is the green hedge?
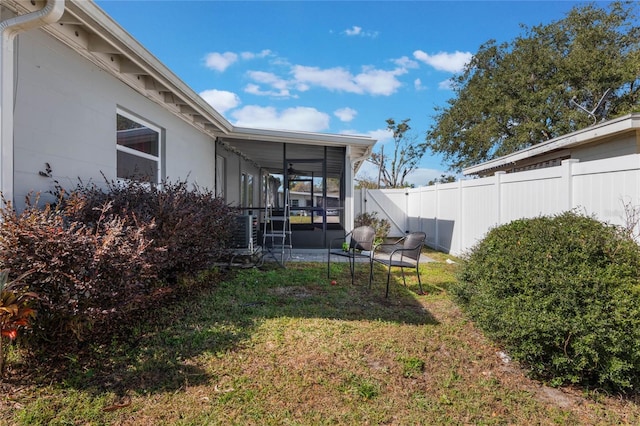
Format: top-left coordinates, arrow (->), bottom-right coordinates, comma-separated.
454,211 -> 640,392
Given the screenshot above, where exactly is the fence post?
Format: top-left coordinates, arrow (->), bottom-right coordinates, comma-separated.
405,189 -> 410,233
434,183 -> 440,251
456,179 -> 463,255
562,159 -> 580,211
495,171 -> 506,225
363,188 -> 368,214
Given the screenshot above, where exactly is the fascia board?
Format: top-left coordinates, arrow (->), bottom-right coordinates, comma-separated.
226,126 -> 376,148
463,113 -> 640,175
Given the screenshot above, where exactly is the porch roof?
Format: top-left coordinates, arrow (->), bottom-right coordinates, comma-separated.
6,0 -> 375,172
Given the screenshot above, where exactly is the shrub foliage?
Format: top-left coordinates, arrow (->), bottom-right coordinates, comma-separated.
0,179 -> 236,345
355,211 -> 390,245
454,211 -> 640,392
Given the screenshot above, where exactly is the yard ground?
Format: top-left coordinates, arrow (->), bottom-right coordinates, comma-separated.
0,249 -> 638,425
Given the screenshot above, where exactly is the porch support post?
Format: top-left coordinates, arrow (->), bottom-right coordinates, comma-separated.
344,146 -> 354,232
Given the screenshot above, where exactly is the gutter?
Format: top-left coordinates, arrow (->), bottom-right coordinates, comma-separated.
1,0 -> 65,205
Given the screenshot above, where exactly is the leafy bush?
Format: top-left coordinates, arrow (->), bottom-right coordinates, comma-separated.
0,196 -> 157,343
454,211 -> 640,392
60,179 -> 236,283
0,179 -> 236,345
355,211 -> 390,245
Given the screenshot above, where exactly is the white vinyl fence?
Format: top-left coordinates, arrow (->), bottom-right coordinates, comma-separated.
355,154 -> 640,256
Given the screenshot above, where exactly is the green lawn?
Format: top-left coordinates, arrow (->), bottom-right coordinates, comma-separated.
1,250 -> 638,425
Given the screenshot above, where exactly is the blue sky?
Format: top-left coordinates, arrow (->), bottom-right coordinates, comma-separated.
96,0 -> 591,186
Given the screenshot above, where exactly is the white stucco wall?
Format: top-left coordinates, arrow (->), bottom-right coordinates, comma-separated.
12,28 -> 216,208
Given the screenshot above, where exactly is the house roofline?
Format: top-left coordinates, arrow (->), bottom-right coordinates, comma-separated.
224,126 -> 375,147
5,0 -> 376,151
463,113 -> 640,176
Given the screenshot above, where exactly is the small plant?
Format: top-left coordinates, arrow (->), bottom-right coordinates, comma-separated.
0,269 -> 37,375
355,211 -> 390,245
398,356 -> 425,378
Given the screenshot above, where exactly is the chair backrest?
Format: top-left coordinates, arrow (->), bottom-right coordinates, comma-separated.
349,225 -> 376,251
402,232 -> 426,261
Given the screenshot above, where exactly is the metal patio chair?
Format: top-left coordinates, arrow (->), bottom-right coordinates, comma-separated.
327,225 -> 376,285
370,231 -> 427,298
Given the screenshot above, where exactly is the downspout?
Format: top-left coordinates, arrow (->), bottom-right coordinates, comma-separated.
1,0 -> 65,205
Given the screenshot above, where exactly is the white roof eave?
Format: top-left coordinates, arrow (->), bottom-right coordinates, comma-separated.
26,0 -> 377,156
225,126 -> 376,148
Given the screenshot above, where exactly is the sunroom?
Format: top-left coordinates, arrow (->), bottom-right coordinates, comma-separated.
216,127 -> 374,249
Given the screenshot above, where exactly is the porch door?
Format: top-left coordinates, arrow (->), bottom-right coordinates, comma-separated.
286,159 -> 328,246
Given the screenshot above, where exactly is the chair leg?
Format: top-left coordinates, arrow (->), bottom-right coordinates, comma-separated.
401,267 -> 407,286
385,266 -> 391,298
368,260 -> 373,289
327,250 -> 331,279
416,266 -> 424,295
349,252 -> 355,285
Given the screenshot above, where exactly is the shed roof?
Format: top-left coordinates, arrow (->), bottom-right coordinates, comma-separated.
463,113 -> 640,176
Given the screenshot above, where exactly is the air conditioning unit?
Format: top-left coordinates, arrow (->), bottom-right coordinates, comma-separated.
232,215 -> 257,252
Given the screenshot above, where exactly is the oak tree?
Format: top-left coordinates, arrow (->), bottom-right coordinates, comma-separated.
426,1 -> 640,172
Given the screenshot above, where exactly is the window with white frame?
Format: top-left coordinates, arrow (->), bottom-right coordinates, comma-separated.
116,110 -> 161,184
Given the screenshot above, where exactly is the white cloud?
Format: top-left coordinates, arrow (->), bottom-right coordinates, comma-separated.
345,25 -> 362,36
244,83 -> 292,98
199,89 -> 241,113
354,67 -> 407,96
204,50 -> 272,72
204,52 -> 238,72
438,79 -> 454,90
292,65 -> 405,96
344,25 -> 379,38
292,65 -> 361,93
367,128 -> 393,144
231,105 -> 330,132
245,71 -> 292,97
240,49 -> 272,60
334,107 -> 357,122
414,78 -> 426,91
413,50 -> 472,73
393,56 -> 419,69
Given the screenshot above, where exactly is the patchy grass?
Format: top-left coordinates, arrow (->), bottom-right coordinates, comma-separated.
1,249 -> 639,425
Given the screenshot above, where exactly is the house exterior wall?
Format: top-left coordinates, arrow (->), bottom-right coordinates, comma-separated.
12,28 -> 216,209
570,132 -> 639,163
